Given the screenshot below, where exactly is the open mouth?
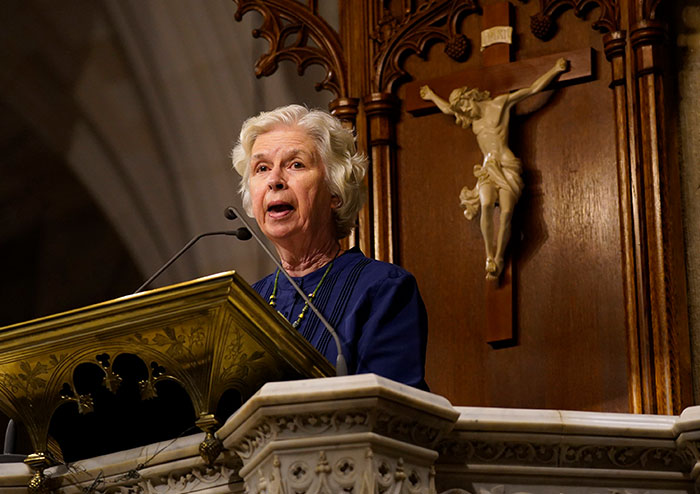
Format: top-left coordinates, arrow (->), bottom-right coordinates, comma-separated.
267,202 -> 294,217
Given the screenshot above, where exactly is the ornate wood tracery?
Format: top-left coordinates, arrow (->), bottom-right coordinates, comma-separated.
370,0 -> 480,93
232,0 -> 347,98
530,0 -> 620,39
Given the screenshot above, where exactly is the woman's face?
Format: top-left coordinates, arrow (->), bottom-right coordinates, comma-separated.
248,126 -> 337,248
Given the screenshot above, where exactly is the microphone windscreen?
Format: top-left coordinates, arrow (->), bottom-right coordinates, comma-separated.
224,207 -> 237,220
236,228 -> 252,240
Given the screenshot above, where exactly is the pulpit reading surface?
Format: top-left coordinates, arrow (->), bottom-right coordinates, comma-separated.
0,271 -> 333,475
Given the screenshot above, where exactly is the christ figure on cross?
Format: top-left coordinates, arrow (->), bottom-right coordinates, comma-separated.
420,57 -> 568,280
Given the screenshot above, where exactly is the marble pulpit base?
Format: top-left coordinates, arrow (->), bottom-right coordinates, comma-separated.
1,374 -> 699,494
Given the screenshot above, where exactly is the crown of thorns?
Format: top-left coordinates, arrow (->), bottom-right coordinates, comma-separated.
449,87 -> 491,106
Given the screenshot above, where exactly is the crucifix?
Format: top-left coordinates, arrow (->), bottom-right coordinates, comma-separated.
404,1 -> 593,345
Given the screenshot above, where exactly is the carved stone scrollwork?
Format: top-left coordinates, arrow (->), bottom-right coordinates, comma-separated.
374,410 -> 442,448
561,444 -> 695,472
438,439 -> 558,466
371,0 -> 479,93
233,420 -> 274,460
437,438 -> 697,473
249,449 -> 433,494
275,410 -> 369,435
531,0 -> 621,40
102,462 -> 242,494
233,410 -> 372,460
229,391 -> 456,494
231,0 -> 347,98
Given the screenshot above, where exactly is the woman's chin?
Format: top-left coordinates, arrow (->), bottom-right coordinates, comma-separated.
263,225 -> 301,245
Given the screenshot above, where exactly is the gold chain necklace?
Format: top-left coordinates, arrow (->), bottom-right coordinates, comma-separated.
268,253 -> 337,329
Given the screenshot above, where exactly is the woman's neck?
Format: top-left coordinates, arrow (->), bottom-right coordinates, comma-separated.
277,238 -> 341,277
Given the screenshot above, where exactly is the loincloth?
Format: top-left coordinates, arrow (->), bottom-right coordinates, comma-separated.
459,157 -> 524,220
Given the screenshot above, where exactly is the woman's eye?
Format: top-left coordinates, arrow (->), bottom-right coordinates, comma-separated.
255,164 -> 269,173
291,161 -> 305,169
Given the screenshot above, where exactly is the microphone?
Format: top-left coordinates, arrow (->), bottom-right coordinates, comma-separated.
225,206 -> 348,377
134,227 -> 251,294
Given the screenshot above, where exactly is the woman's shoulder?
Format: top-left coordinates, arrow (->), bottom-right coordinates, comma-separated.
252,271 -> 276,293
340,247 -> 415,282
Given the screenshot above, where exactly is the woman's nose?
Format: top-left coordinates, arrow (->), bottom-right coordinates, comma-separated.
267,168 -> 286,190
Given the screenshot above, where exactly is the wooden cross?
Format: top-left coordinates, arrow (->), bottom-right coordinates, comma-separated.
404,1 -> 593,346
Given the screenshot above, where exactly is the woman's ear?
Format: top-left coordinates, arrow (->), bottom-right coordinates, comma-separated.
331,194 -> 342,209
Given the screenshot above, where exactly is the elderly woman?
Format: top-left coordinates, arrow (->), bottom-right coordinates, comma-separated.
232,104 -> 428,390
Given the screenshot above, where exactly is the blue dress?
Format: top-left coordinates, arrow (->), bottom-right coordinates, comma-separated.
252,247 -> 429,390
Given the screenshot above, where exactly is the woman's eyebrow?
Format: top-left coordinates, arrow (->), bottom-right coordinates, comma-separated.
283,148 -> 310,158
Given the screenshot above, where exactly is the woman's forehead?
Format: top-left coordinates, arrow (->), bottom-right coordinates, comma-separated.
252,126 -> 315,152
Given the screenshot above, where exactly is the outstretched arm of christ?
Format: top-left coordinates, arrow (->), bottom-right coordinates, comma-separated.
506,57 -> 568,106
420,85 -> 453,115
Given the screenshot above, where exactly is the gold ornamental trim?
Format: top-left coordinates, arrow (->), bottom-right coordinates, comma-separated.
0,271 -> 334,458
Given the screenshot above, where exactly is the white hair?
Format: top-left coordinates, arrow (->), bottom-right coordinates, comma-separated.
232,105 -> 368,239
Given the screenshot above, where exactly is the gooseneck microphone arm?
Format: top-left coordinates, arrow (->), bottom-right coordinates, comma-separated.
225,206 -> 348,377
134,228 -> 252,294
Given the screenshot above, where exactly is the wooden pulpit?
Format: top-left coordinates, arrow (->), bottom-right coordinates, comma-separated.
0,271 -> 334,488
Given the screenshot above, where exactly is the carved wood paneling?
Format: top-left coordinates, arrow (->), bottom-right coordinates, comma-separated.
531,0 -> 620,40
232,0 -> 347,98
602,30 -> 646,414
364,93 -> 400,263
626,1 -> 691,414
359,1 -> 481,261
370,0 -> 480,93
